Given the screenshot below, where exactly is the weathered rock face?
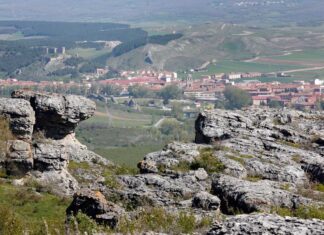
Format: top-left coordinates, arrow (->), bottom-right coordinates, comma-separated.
211,174 -> 311,214
6,140 -> 33,176
12,90 -> 95,139
0,98 -> 35,140
0,90 -> 106,196
66,189 -> 124,228
195,108 -> 324,185
207,214 -> 324,235
114,172 -> 211,208
192,192 -> 220,211
84,107 -> 324,233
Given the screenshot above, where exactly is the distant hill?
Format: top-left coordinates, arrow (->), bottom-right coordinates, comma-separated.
106,22 -> 324,71
0,0 -> 324,26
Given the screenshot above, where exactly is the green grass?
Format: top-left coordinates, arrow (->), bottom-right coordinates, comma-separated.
270,49 -> 324,62
313,183 -> 324,193
188,60 -> 305,79
0,182 -> 71,233
68,161 -> 91,171
95,145 -> 163,168
67,47 -> 112,59
116,207 -> 211,234
272,206 -> 324,220
227,155 -> 245,165
171,148 -> 225,174
245,175 -> 263,182
85,105 -> 156,128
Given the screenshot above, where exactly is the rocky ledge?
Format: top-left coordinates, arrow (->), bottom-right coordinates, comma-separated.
207,214 -> 324,235
66,107 -> 324,232
1,92 -> 324,233
0,90 -> 110,196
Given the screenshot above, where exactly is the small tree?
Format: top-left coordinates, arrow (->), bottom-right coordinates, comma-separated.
128,85 -> 153,98
223,86 -> 252,110
159,85 -> 183,104
268,100 -> 284,109
0,117 -> 14,154
101,85 -> 122,96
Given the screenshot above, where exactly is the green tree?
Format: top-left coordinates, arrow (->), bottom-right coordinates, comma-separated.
159,85 -> 183,104
171,103 -> 184,120
128,85 -> 153,98
102,85 -> 122,96
223,86 -> 252,110
268,100 -> 284,108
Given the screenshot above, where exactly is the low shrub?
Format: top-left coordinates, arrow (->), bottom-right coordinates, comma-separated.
227,155 -> 245,165
116,207 -> 211,234
171,148 -> 225,174
245,175 -> 263,182
0,116 -> 14,154
313,183 -> 324,193
0,205 -> 24,235
68,161 -> 91,171
272,206 -> 324,220
191,148 -> 225,174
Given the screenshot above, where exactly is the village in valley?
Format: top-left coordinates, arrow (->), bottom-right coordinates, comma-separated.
1,63 -> 324,114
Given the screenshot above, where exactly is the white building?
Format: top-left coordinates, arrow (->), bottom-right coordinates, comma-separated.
314,79 -> 324,85
228,73 -> 242,80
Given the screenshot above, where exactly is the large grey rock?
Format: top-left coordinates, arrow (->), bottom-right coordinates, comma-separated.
207,214 -> 324,235
192,192 -> 220,211
301,155 -> 324,184
0,91 -> 111,197
195,110 -> 253,143
144,142 -> 205,169
245,160 -> 307,185
6,140 -> 33,176
66,189 -> 124,228
12,90 -> 95,139
211,174 -> 310,214
0,98 -> 35,140
33,142 -> 68,171
113,172 -> 211,208
32,169 -> 79,196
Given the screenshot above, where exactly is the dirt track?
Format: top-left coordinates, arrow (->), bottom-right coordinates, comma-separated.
253,57 -> 324,67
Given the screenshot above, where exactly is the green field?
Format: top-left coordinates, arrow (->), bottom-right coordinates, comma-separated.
76,101 -> 195,166
188,60 -> 306,79
237,76 -> 310,84
67,47 -> 112,59
95,145 -> 163,168
270,49 -> 324,63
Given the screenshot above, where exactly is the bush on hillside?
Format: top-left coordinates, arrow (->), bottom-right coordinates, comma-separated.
0,116 -> 14,154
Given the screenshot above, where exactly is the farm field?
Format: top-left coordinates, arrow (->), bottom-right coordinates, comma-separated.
67,48 -> 112,60
76,100 -> 195,167
188,60 -> 307,79
237,76 -> 313,84
95,145 -> 163,168
269,49 -> 324,64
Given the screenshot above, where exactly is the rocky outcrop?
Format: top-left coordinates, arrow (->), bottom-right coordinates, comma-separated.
192,192 -> 220,211
114,171 -> 211,208
207,214 -> 324,235
211,174 -> 311,214
85,107 -> 323,233
0,90 -> 107,196
66,189 -> 124,228
12,90 -> 95,139
6,140 -> 33,176
0,98 -> 35,140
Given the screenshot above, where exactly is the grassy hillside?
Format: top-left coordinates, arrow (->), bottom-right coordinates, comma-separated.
107,23 -> 324,71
